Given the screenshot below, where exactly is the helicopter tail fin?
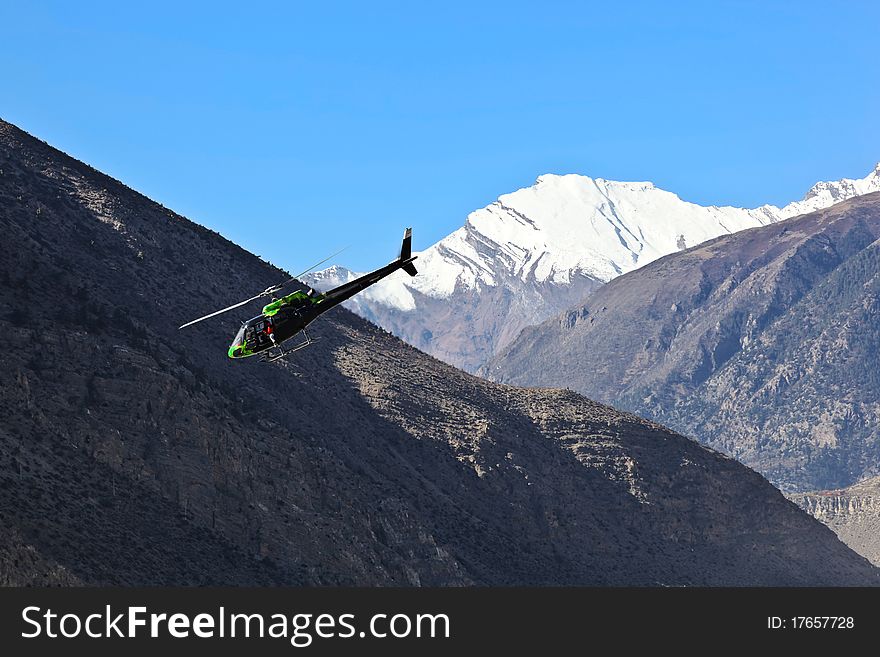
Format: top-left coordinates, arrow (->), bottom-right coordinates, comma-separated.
399,227 -> 413,261
399,227 -> 418,276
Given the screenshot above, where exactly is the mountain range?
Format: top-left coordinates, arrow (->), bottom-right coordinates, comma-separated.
483,192 -> 880,495
309,165 -> 880,372
2,118 -> 877,585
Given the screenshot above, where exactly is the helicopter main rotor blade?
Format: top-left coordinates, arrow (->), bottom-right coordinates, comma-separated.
278,246 -> 350,288
177,246 -> 348,330
178,292 -> 266,329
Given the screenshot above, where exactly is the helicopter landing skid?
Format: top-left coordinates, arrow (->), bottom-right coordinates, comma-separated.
261,330 -> 312,362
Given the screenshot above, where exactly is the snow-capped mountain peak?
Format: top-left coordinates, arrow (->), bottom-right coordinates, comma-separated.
306,163 -> 880,372
772,162 -> 880,219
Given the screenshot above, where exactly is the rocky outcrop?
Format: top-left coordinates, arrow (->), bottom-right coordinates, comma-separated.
791,477 -> 880,566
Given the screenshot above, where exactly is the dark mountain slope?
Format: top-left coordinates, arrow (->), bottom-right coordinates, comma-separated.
484,193 -> 880,492
1,118 -> 876,585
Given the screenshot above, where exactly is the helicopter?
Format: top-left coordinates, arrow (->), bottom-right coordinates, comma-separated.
179,228 -> 417,362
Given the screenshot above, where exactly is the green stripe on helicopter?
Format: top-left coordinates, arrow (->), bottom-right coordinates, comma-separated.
262,290 -> 326,317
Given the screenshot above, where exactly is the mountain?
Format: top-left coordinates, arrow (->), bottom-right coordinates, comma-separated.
308,166 -> 880,372
790,476 -> 880,567
2,118 -> 877,586
484,193 -> 880,493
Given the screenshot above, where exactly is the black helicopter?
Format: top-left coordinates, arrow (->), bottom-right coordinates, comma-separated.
179,228 -> 417,362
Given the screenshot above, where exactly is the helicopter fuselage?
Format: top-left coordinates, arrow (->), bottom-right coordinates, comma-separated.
228,293 -> 324,359
226,250 -> 417,359
180,227 -> 417,362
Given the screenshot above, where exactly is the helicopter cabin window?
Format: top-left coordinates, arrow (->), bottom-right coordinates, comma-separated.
231,324 -> 246,349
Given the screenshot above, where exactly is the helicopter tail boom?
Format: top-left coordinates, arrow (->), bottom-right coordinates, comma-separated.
317,228 -> 417,308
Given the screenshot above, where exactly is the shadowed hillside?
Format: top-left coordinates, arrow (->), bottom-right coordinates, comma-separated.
1,118 -> 876,585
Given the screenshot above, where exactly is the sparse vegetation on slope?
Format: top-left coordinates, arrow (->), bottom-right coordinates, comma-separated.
1,119 -> 876,585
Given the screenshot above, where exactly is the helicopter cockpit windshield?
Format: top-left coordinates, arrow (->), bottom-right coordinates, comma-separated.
228,324 -> 250,359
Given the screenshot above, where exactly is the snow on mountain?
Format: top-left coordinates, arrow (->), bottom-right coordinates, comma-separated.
772,162 -> 880,219
308,264 -> 416,315
306,163 -> 880,372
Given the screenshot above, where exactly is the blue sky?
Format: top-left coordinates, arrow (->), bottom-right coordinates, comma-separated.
2,1 -> 878,270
